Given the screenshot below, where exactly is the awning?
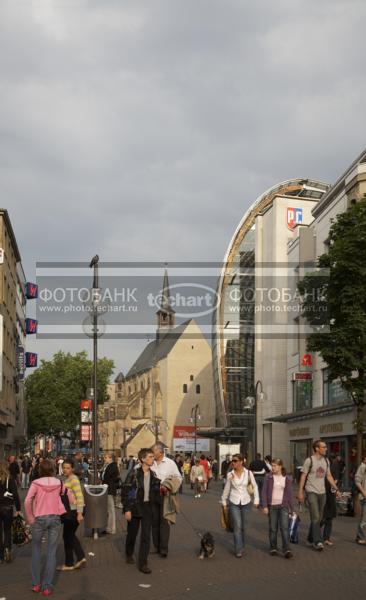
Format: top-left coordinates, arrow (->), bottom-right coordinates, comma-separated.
197,427 -> 248,443
266,401 -> 354,424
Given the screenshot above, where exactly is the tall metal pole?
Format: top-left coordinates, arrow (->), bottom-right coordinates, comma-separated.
90,255 -> 99,485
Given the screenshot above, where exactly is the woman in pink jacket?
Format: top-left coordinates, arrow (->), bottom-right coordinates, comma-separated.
25,459 -> 66,596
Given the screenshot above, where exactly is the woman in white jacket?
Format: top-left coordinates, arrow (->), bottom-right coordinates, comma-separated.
221,453 -> 259,557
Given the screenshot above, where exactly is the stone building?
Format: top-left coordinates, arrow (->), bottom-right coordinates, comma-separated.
0,209 -> 27,458
99,270 -> 215,457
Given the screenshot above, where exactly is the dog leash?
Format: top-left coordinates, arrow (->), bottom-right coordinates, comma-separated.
178,506 -> 204,539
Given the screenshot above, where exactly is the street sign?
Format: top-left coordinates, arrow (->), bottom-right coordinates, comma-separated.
81,399 -> 92,410
81,410 -> 92,423
80,424 -> 92,441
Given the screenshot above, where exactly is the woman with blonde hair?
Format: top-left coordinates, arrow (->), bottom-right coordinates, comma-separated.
0,461 -> 21,563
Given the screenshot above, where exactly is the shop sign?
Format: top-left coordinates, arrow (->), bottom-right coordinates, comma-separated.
319,422 -> 343,434
293,372 -> 312,381
289,427 -> 310,438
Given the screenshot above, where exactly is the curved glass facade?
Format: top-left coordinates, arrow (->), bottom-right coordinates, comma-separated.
212,179 -> 329,448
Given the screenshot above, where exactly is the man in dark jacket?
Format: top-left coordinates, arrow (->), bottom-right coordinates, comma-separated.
122,448 -> 161,574
101,454 -> 120,534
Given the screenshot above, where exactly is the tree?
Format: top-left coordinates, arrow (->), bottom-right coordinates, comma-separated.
298,196 -> 366,463
26,351 -> 114,441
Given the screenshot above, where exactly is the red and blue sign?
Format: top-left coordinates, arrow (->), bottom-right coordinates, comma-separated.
26,282 -> 38,299
287,207 -> 303,229
25,352 -> 38,368
25,318 -> 38,334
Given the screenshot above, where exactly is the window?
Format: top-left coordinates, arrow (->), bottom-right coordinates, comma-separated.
183,384 -> 188,393
196,384 -> 201,394
323,369 -> 348,405
190,375 -> 194,381
293,380 -> 312,411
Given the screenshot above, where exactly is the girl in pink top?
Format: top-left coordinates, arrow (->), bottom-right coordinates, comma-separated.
24,459 -> 66,596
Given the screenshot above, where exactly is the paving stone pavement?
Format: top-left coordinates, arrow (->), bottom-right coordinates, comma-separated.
1,481 -> 365,600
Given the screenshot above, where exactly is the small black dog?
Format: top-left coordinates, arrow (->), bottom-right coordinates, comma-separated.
198,532 -> 215,559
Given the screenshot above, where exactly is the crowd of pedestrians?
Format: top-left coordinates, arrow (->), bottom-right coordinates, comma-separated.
0,440 -> 366,595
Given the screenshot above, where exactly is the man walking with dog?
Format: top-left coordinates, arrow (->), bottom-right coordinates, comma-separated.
151,442 -> 182,558
298,439 -> 340,550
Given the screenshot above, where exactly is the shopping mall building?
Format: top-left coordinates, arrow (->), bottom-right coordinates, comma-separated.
211,151 -> 366,482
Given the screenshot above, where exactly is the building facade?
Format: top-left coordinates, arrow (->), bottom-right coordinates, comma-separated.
100,271 -> 215,457
0,209 -> 27,458
269,149 -> 366,483
212,179 -> 329,463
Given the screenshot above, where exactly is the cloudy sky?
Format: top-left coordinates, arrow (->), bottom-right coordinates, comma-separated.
1,0 -> 365,377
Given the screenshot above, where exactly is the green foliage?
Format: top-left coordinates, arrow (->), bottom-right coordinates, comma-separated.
298,196 -> 366,401
26,351 -> 114,438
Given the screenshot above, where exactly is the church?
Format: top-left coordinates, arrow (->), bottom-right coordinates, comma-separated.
99,270 -> 215,457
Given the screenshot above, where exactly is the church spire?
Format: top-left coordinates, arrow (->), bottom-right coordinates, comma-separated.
156,267 -> 175,339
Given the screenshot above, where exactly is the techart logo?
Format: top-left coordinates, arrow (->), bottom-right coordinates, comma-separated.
147,283 -> 220,318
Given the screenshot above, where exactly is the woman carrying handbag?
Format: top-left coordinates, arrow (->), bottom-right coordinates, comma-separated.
57,458 -> 86,572
221,453 -> 259,558
0,461 -> 21,563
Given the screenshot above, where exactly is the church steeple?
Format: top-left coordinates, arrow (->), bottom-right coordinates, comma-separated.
156,268 -> 175,339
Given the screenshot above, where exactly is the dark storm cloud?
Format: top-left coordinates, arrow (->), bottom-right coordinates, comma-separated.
1,0 -> 365,371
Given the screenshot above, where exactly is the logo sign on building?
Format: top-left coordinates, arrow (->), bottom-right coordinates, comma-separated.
80,425 -> 92,441
173,425 -> 210,452
293,372 -> 312,381
301,353 -> 313,367
25,318 -> 38,334
26,282 -> 38,299
25,352 -> 38,368
287,207 -> 303,229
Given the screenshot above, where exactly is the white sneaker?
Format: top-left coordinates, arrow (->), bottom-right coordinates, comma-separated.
198,494 -> 201,498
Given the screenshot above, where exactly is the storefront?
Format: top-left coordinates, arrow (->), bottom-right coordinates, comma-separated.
269,402 -> 365,489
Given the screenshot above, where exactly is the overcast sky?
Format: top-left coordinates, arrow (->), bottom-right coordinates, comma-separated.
1,0 -> 366,378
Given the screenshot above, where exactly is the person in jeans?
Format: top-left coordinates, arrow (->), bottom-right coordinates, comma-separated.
57,458 -> 86,572
190,458 -> 205,498
355,455 -> 366,545
261,458 -> 294,558
298,440 -> 340,551
0,461 -> 21,563
25,459 -> 67,596
101,454 -> 120,535
221,453 -> 259,558
21,455 -> 32,489
122,448 -> 161,574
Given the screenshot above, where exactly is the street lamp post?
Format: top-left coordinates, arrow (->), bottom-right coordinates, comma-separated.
90,255 -> 99,485
244,380 -> 263,457
190,404 -> 201,456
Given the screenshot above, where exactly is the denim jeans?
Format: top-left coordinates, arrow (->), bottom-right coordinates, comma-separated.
229,502 -> 251,554
268,506 -> 290,552
21,472 -> 30,489
31,515 -> 61,591
356,498 -> 366,541
305,492 -> 326,545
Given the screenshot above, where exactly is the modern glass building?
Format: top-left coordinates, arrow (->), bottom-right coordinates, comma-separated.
211,179 -> 329,455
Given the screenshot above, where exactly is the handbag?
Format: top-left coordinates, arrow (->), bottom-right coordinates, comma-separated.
59,482 -> 74,522
12,514 -> 30,546
246,470 -> 255,497
220,505 -> 233,532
